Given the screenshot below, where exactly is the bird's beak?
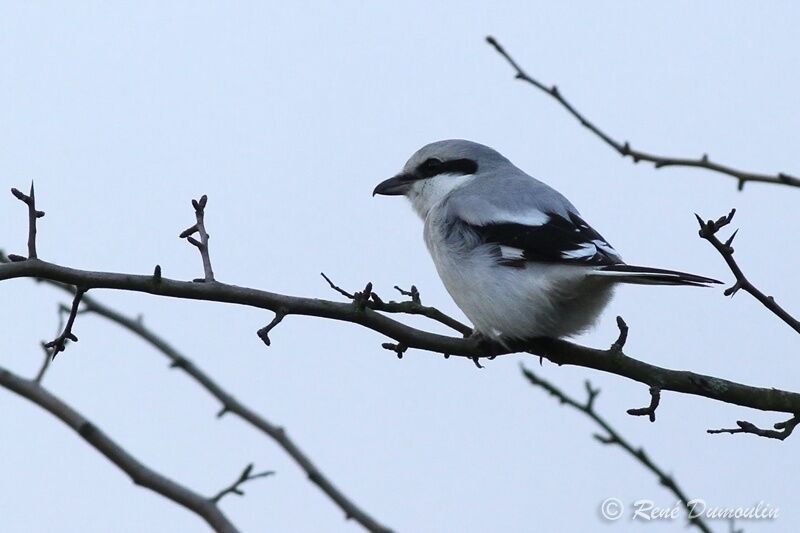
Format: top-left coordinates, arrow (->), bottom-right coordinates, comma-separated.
373,174 -> 414,196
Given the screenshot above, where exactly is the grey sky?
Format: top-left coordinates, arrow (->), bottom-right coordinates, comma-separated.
1,2 -> 798,532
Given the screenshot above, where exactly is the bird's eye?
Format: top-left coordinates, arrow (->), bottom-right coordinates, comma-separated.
419,158 -> 443,177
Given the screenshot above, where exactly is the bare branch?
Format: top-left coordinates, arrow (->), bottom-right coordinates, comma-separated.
708,416 -> 800,441
522,367 -> 712,533
10,182 -> 45,259
43,285 -> 392,533
2,255 -> 800,423
696,210 -> 800,334
180,195 -> 215,282
627,387 -> 662,423
322,273 -> 472,336
0,365 -> 240,533
44,287 -> 87,357
486,36 -> 800,191
209,463 -> 274,504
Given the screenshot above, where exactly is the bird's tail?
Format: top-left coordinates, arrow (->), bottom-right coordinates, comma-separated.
588,264 -> 721,287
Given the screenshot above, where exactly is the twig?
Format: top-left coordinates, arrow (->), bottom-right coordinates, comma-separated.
180,195 -> 215,282
321,273 -> 472,336
256,310 -> 286,346
54,287 -> 393,533
43,287 -> 87,357
35,305 -> 72,383
2,256 -> 800,423
209,463 -> 274,504
486,36 -> 800,191
10,182 -> 45,259
708,416 -> 800,441
627,387 -> 662,423
696,210 -> 800,335
609,316 -> 628,353
0,365 -> 240,533
522,367 -> 712,533
394,285 -> 421,304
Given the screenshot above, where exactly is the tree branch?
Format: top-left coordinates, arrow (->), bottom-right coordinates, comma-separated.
2,255 -> 800,422
522,367 -> 711,533
0,365 -> 240,533
696,209 -> 800,334
35,282 -> 393,533
485,36 -> 800,191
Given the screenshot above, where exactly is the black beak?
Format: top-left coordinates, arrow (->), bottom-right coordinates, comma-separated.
373,174 -> 414,196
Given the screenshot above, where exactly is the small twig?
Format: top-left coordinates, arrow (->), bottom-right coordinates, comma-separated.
394,285 -> 421,304
486,36 -> 800,191
696,210 -> 800,334
35,305 -> 70,383
627,387 -> 662,423
708,415 -> 800,441
522,367 -> 711,533
209,463 -> 274,504
609,316 -> 628,354
256,310 -> 286,346
44,288 -> 87,358
321,273 -> 471,336
320,272 -> 354,299
10,182 -> 45,259
180,195 -> 215,282
381,342 -> 408,359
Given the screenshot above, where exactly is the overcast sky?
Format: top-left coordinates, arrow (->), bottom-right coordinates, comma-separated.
1,2 -> 798,532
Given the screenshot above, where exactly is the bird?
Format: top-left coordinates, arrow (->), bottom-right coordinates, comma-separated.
373,139 -> 720,344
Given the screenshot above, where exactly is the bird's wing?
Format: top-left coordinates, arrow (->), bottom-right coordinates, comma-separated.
446,181 -> 623,267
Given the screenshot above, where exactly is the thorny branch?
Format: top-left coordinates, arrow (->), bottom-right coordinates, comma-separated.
0,365 -> 242,533
522,367 -> 712,533
29,281 -> 393,533
210,464 -> 274,504
3,254 -> 800,424
9,183 -> 45,260
696,209 -> 800,335
485,36 -> 800,191
3,187 -> 799,442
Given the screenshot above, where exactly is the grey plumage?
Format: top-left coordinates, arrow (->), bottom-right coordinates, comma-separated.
373,139 -> 719,342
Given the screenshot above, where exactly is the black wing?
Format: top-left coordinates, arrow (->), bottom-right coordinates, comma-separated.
468,211 -> 622,267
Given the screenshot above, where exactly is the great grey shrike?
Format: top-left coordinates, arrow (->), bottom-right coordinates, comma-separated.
373,139 -> 719,343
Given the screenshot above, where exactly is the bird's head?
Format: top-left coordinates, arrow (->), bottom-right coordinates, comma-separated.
373,139 -> 510,219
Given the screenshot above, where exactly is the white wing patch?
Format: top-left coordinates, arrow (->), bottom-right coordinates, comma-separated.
560,240 -> 621,262
499,245 -> 525,261
561,242 -> 598,260
466,209 -> 550,228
